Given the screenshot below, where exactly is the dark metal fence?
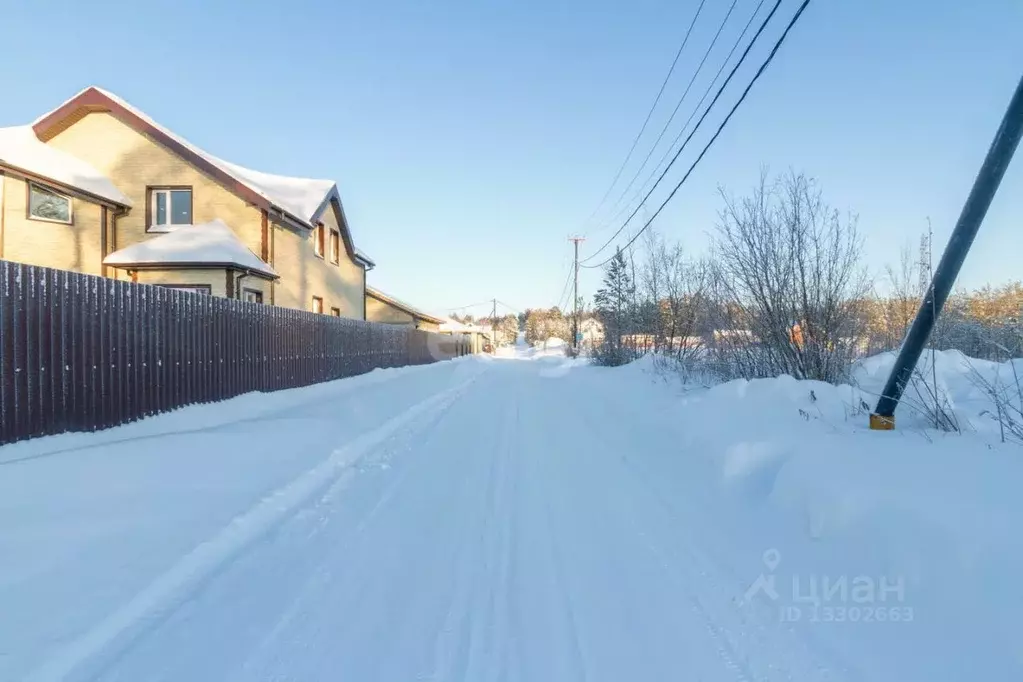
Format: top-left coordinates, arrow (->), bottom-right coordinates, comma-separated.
0,260 -> 468,446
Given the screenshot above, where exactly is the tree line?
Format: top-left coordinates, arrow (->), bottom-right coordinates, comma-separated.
591,170 -> 1022,382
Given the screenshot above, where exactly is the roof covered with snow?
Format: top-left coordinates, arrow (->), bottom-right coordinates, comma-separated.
0,125 -> 131,206
438,318 -> 493,337
103,219 -> 278,278
32,87 -> 373,265
212,156 -> 336,228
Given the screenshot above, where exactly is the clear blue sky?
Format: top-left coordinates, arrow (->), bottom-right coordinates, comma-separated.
1,0 -> 1021,318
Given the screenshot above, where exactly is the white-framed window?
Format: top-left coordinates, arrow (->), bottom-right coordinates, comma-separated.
149,187 -> 192,231
156,284 -> 211,295
242,289 -> 263,304
28,182 -> 73,224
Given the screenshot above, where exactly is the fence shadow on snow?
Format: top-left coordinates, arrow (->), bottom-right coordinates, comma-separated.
0,260 -> 468,446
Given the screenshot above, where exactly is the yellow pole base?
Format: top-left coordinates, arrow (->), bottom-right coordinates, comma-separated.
869,413 -> 895,430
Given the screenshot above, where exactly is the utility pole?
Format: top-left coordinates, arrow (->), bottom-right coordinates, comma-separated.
569,237 -> 585,353
871,72 -> 1023,428
492,298 -> 497,353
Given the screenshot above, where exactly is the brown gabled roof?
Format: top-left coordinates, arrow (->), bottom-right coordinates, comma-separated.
366,287 -> 446,325
32,86 -> 374,267
34,87 -> 274,215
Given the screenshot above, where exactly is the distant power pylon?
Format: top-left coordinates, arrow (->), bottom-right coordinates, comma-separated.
919,220 -> 933,298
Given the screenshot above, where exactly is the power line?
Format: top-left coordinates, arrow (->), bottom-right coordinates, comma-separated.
496,300 -> 524,315
602,0 -> 768,232
555,267 -> 574,311
444,299 -> 494,312
580,0 -> 785,265
578,0 -> 708,233
582,0 -> 814,269
590,0 -> 741,236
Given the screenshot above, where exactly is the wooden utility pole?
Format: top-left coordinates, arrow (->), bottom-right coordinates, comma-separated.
569,237 -> 585,353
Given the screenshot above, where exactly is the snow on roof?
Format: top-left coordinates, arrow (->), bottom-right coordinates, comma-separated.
0,125 -> 131,206
213,156 -> 336,227
35,87 -> 358,229
89,87 -> 335,223
354,248 -> 375,268
438,318 -> 492,336
103,219 -> 278,278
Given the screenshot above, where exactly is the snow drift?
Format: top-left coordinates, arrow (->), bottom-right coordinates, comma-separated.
612,350 -> 1023,678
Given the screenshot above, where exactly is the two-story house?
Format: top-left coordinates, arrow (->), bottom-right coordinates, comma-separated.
0,86 -> 373,318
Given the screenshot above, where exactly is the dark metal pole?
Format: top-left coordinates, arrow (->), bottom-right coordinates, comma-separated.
872,72 -> 1023,426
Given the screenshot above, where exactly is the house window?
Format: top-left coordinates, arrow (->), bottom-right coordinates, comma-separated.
28,182 -> 73,224
242,289 -> 263,304
311,296 -> 324,314
330,307 -> 341,317
329,229 -> 340,264
149,187 -> 192,231
314,224 -> 325,258
156,284 -> 211,295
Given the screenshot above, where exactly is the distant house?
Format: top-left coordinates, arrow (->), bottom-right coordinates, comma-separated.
0,86 -> 374,317
365,286 -> 445,332
438,317 -> 492,354
579,317 -> 605,347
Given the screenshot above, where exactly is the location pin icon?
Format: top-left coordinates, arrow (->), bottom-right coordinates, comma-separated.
762,548 -> 781,571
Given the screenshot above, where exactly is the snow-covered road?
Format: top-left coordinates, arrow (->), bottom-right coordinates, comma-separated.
3,352 -> 1020,681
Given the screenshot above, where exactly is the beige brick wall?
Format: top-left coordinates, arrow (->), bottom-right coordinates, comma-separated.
1,173 -> 105,275
317,203 -> 366,318
271,204 -> 365,318
236,275 -> 269,302
47,112 -> 365,317
135,268 -> 227,297
46,112 -> 264,260
366,294 -> 415,325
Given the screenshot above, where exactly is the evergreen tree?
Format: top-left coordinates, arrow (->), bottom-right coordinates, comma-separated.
593,249 -> 636,364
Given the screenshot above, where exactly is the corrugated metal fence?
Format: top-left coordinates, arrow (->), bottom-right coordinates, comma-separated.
0,260 -> 468,446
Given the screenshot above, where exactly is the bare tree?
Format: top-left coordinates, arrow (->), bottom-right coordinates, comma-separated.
639,231 -> 710,363
710,170 -> 871,382
882,243 -> 923,349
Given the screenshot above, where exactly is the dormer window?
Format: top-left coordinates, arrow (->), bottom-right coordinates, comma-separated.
148,187 -> 192,232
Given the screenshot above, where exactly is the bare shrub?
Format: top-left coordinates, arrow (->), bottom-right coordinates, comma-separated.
709,170 -> 871,383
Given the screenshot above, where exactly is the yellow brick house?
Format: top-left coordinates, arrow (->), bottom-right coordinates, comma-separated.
0,86 -> 374,317
365,286 -> 446,331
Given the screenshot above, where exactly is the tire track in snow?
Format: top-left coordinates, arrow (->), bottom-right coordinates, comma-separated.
226,377 -> 479,680
578,386 -> 849,682
537,471 -> 590,682
23,373 -> 480,682
432,369 -> 522,682
572,397 -> 756,682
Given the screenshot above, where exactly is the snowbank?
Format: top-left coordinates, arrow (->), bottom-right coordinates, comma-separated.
522,337 -> 568,359
607,350 -> 1023,677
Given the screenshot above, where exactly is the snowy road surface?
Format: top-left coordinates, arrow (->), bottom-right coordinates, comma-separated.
2,352 -> 1019,681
